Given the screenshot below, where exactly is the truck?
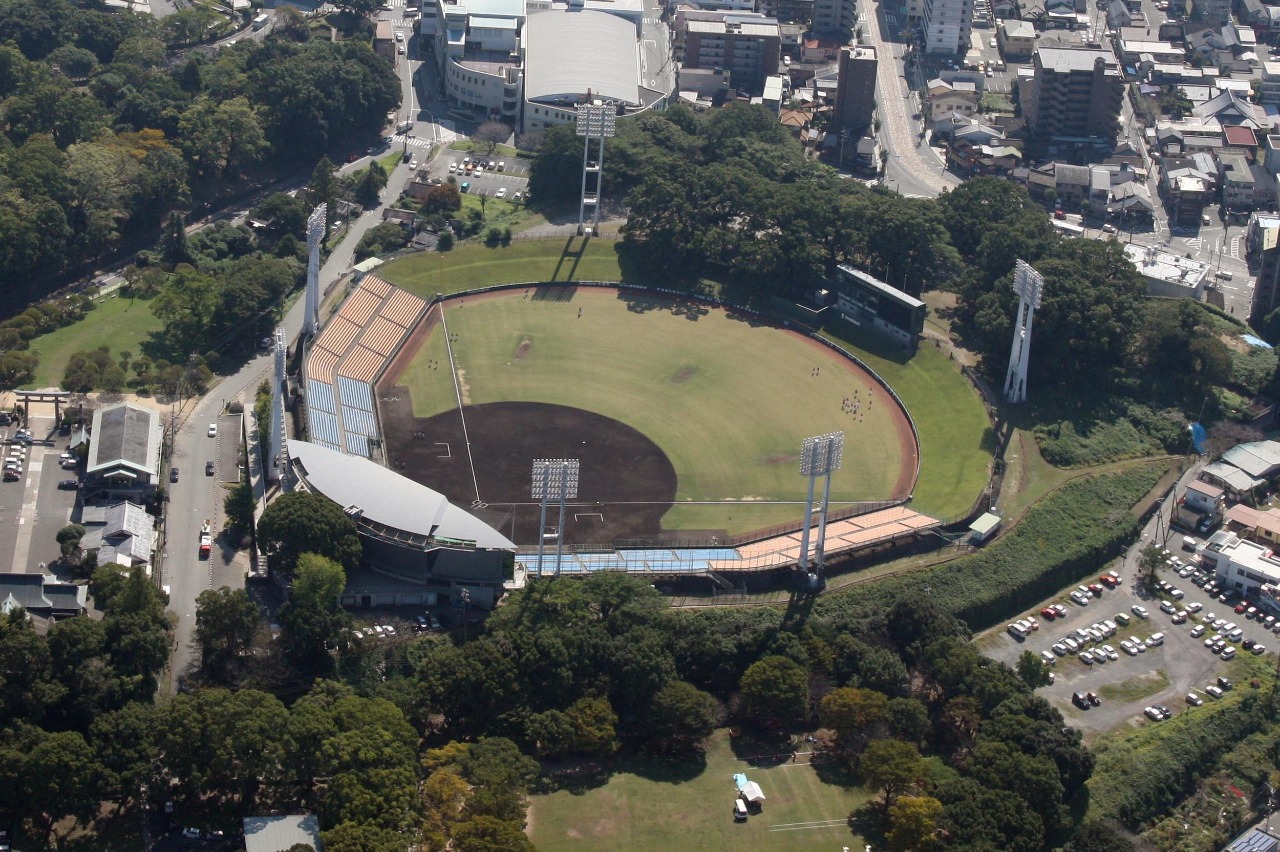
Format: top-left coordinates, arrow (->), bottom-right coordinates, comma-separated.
199,521 -> 212,558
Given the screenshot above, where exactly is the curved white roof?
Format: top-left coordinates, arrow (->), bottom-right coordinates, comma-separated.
525,9 -> 639,105
287,440 -> 515,551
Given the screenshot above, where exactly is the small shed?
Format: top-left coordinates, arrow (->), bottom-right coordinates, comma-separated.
968,512 -> 1002,544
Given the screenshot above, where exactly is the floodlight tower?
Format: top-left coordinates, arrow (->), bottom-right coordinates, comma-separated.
575,104 -> 616,237
304,203 -> 327,337
1002,259 -> 1045,404
531,459 -> 580,577
798,432 -> 845,572
267,326 -> 287,484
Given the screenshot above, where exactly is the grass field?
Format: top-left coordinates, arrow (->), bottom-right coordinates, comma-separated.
527,730 -> 868,852
399,289 -> 912,533
24,293 -> 162,390
381,239 -> 625,292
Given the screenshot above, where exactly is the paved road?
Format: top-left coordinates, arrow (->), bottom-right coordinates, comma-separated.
163,39 -> 430,691
865,1 -> 959,198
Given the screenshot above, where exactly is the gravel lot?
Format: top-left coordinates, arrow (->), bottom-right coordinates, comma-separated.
981,530 -> 1276,736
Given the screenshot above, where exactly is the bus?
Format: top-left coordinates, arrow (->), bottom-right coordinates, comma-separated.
1051,219 -> 1086,238
252,13 -> 270,29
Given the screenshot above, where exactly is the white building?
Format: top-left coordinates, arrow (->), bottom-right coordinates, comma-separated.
1123,243 -> 1209,299
422,0 -> 526,123
922,0 -> 973,55
1200,530 -> 1280,598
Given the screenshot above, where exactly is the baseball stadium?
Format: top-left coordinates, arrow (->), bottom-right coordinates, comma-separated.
289,271 -> 987,606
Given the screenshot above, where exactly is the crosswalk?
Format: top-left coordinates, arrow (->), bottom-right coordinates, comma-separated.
1181,237 -> 1204,250
1228,235 -> 1241,259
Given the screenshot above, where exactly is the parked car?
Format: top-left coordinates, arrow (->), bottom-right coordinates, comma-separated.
1190,624 -> 1206,638
207,423 -> 218,437
1115,612 -> 1131,625
1251,643 -> 1267,654
1132,604 -> 1149,619
1144,706 -> 1166,721
206,461 -> 216,476
1071,591 -> 1090,606
1078,651 -> 1095,665
1187,692 -> 1204,706
56,479 -> 79,490
1040,607 -> 1057,620
170,467 -> 180,482
1160,600 -> 1176,614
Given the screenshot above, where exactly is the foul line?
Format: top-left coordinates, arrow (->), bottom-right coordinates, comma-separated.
768,819 -> 849,832
438,304 -> 481,503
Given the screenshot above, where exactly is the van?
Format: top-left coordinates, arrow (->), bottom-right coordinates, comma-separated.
733,799 -> 749,821
252,12 -> 270,29
1147,632 -> 1165,647
1183,536 -> 1197,551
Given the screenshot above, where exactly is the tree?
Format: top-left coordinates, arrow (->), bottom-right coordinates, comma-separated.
459,737 -> 539,823
309,156 -> 339,236
738,655 -> 808,726
354,160 -> 387,206
1015,650 -> 1052,688
158,211 -> 193,267
1064,820 -> 1135,852
860,738 -> 925,811
56,523 -> 85,558
256,491 -> 361,578
473,121 -> 510,155
224,481 -> 256,538
20,730 -> 105,843
644,680 -> 719,755
564,695 -> 619,757
885,697 -> 930,746
452,815 -> 536,852
887,795 -> 944,851
195,587 -> 259,682
178,96 -> 269,177
279,553 -> 351,674
320,823 -> 408,852
820,687 -> 888,752
1137,544 -> 1164,592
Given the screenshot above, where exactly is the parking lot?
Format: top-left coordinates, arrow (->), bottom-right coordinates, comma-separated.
0,419 -> 80,574
431,151 -> 531,200
982,532 -> 1275,734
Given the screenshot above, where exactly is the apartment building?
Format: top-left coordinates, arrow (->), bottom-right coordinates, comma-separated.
921,0 -> 973,55
834,44 -> 877,134
1022,46 -> 1123,141
812,0 -> 857,40
681,13 -> 782,90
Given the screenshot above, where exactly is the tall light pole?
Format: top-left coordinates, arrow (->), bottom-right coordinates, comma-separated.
532,459 -> 579,577
304,203 -> 327,338
1003,259 -> 1045,404
798,432 -> 845,573
575,104 -> 616,236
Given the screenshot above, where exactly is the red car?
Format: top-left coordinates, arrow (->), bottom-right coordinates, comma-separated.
1040,607 -> 1057,620
1099,575 -> 1118,588
1088,584 -> 1104,595
1235,603 -> 1248,614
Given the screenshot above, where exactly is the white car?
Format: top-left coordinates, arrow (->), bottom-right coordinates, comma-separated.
1187,692 -> 1203,706
1071,591 -> 1090,606
1078,651 -> 1094,665
496,187 -> 507,199
1186,601 -> 1203,614
1052,642 -> 1068,656
1190,624 -> 1206,638
1063,637 -> 1080,652
207,423 -> 218,437
1130,636 -> 1147,652
1120,639 -> 1138,655
1101,644 -> 1119,661
449,162 -> 458,173
1144,706 -> 1165,721
1206,685 -> 1224,699
1159,600 -> 1176,614
1040,650 -> 1057,665
1252,643 -> 1268,655
474,166 -> 484,176
1132,604 -> 1149,619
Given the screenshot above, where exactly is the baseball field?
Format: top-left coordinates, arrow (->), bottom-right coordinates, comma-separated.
377,287 -> 917,539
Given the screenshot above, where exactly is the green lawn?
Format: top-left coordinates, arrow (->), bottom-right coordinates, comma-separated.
394,289 -> 910,533
380,238 -> 624,293
24,293 -> 162,390
528,730 -> 868,852
821,331 -> 992,520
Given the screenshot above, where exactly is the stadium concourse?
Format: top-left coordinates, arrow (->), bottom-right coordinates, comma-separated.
510,504 -> 940,582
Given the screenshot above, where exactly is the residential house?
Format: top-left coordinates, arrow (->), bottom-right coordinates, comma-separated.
927,77 -> 980,121
1160,155 -> 1216,224
1108,179 -> 1157,219
1106,0 -> 1140,29
382,208 -> 417,228
949,140 -> 1021,173
1221,440 -> 1280,482
1224,124 -> 1259,159
0,574 -> 87,620
81,501 -> 155,571
1220,149 -> 1257,211
1185,480 -> 1226,516
801,38 -> 841,62
1054,162 -> 1092,203
1262,62 -> 1280,106
374,20 -> 396,61
1225,504 -> 1280,547
1044,0 -> 1088,29
1202,460 -> 1265,502
953,117 -> 1008,145
998,19 -> 1037,57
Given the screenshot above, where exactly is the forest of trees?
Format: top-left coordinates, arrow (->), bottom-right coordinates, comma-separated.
0,564 -> 1130,852
0,0 -> 398,305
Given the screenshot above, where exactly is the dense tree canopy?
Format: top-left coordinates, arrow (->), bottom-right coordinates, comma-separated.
257,492 -> 361,578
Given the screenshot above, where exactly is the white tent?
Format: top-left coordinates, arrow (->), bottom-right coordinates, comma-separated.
740,781 -> 766,804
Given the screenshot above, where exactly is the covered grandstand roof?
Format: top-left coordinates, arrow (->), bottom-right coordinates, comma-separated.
524,9 -> 640,105
288,440 -> 516,551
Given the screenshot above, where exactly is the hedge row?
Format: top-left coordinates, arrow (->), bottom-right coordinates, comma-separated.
1089,689 -> 1271,828
812,464 -> 1168,632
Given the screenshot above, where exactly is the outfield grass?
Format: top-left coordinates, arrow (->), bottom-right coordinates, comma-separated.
24,293 -> 162,390
401,290 -> 911,532
821,330 -> 991,520
528,730 -> 868,852
380,239 -> 625,292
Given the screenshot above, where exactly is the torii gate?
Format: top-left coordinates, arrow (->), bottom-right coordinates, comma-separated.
13,390 -> 72,425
